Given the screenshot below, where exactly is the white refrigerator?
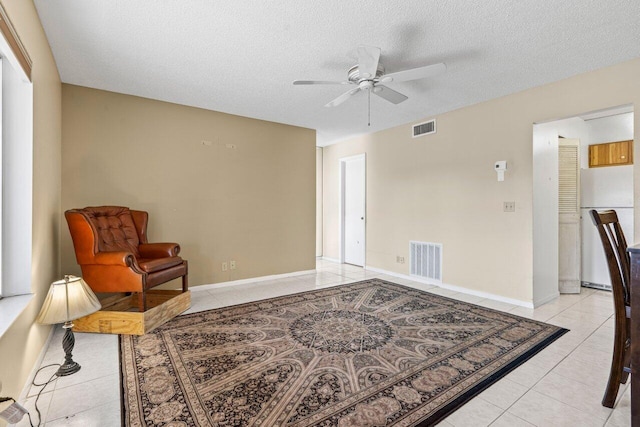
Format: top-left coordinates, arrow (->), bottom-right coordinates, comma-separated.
580,165 -> 634,290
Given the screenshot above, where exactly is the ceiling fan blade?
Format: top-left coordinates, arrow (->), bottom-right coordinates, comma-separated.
293,80 -> 349,85
373,85 -> 408,104
325,87 -> 361,107
357,45 -> 381,80
380,62 -> 446,84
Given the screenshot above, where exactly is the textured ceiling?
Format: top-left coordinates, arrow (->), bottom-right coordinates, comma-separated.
34,0 -> 640,146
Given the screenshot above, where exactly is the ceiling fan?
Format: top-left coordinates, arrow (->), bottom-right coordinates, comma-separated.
293,45 -> 446,118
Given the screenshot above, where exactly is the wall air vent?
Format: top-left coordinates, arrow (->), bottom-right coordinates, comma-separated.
412,120 -> 436,138
410,241 -> 442,282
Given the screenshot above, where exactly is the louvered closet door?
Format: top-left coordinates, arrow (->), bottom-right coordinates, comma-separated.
558,138 -> 581,294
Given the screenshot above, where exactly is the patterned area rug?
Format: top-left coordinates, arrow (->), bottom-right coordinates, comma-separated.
120,279 -> 567,426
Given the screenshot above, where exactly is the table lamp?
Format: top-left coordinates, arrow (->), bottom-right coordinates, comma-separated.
36,275 -> 101,376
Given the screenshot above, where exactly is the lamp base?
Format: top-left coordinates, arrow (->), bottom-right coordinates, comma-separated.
56,361 -> 81,377
57,321 -> 81,377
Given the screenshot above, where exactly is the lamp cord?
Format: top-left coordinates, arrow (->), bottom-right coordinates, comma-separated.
25,363 -> 60,427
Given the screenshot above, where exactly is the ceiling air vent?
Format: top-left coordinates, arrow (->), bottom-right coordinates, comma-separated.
412,120 -> 436,138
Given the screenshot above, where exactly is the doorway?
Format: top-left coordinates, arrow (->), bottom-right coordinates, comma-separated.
533,105 -> 634,306
340,154 -> 366,266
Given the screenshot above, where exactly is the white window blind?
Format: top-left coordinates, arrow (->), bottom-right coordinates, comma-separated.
0,28 -> 33,298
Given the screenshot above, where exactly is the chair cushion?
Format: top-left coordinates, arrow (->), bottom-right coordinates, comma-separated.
137,256 -> 183,273
83,206 -> 141,257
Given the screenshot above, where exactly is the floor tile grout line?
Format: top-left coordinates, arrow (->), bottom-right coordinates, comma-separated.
500,314 -> 615,423
44,397 -> 122,425
484,290 -> 614,424
501,388 -> 607,427
51,371 -> 120,393
28,384 -> 55,427
487,410 -> 535,427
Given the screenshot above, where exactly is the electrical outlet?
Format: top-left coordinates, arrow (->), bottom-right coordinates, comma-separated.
230,260 -> 236,270
222,262 -> 228,271
225,143 -> 237,149
396,256 -> 405,264
503,201 -> 515,212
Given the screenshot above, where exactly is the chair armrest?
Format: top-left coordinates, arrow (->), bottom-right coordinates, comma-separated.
93,251 -> 135,267
139,243 -> 181,258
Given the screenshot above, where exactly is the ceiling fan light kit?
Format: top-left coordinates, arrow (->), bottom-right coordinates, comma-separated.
293,45 -> 446,125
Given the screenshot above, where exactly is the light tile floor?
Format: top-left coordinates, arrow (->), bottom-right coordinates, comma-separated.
13,260 -> 632,426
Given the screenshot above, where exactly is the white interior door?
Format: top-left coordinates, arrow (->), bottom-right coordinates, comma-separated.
558,138 -> 581,294
343,156 -> 365,266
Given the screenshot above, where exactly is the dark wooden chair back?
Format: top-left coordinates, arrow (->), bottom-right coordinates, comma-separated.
590,209 -> 631,407
590,209 -> 630,307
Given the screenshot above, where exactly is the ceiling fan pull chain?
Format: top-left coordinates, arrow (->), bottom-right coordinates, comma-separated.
368,89 -> 371,127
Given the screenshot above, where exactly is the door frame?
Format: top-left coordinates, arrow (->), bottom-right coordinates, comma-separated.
532,123 -> 560,306
339,153 -> 366,265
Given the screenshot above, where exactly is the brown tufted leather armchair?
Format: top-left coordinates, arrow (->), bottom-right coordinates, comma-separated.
65,206 -> 188,312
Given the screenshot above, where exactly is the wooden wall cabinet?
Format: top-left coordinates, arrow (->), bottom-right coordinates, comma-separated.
589,140 -> 633,168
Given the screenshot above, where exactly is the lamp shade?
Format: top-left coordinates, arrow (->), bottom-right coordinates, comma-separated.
36,275 -> 101,325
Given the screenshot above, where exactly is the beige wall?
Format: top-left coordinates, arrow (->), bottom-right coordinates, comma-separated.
0,0 -> 61,410
61,85 -> 316,286
323,58 -> 640,305
316,147 -> 323,257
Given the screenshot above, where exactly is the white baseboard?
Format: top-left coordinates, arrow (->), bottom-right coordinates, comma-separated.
365,265 -> 535,309
193,263 -> 538,309
18,324 -> 57,402
365,266 -> 437,285
320,257 -> 341,263
191,269 -> 317,292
